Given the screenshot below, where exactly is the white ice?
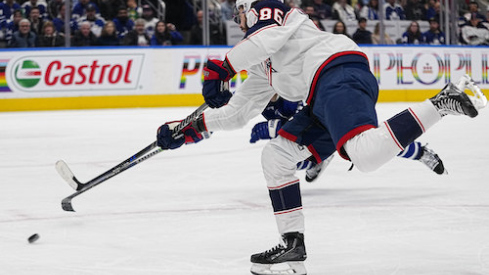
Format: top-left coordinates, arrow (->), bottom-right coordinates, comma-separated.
1,103 -> 489,275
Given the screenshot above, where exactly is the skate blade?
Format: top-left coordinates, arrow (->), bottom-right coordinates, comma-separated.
250,262 -> 306,275
456,74 -> 488,110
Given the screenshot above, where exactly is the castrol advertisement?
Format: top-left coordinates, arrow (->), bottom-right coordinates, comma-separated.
1,48 -> 161,98
8,55 -> 141,92
1,46 -> 488,107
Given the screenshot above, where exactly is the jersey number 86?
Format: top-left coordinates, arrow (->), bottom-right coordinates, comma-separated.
259,8 -> 284,25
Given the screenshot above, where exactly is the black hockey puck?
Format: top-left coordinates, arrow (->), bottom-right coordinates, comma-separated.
28,233 -> 40,243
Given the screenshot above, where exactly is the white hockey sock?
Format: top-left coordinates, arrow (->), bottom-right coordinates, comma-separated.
408,99 -> 443,131
345,100 -> 442,172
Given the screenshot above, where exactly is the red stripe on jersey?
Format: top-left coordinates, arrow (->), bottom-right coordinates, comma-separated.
306,51 -> 369,105
277,128 -> 298,142
225,24 -> 278,69
307,145 -> 322,163
282,8 -> 295,25
336,124 -> 376,160
408,107 -> 425,133
251,8 -> 258,17
274,207 -> 303,215
268,179 -> 300,190
383,121 -> 404,150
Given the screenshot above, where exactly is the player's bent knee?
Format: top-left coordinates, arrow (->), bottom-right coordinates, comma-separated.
261,137 -> 312,183
261,141 -> 293,177
343,127 -> 403,173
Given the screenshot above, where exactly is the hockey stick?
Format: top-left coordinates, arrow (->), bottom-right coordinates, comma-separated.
56,142 -> 157,191
58,103 -> 208,212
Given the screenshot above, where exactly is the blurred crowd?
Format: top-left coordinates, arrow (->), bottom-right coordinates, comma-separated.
0,0 -> 488,48
297,0 -> 489,45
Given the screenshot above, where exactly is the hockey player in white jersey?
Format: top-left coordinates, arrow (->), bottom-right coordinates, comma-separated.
156,0 -> 487,274
251,95 -> 448,178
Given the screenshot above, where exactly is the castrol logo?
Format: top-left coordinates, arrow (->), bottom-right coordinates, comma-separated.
7,54 -> 144,92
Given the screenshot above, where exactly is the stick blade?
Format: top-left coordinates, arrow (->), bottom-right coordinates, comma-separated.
56,160 -> 83,190
61,197 -> 75,212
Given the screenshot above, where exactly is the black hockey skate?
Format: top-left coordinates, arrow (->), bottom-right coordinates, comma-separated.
430,82 -> 478,118
418,145 -> 446,175
305,154 -> 334,182
305,162 -> 323,182
250,232 -> 307,275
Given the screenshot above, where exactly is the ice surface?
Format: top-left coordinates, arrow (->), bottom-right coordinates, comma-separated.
1,103 -> 489,275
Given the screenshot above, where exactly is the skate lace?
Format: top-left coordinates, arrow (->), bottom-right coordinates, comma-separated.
265,243 -> 285,255
419,147 -> 440,170
436,96 -> 464,115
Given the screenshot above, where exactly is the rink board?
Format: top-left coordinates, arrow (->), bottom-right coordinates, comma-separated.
0,45 -> 487,111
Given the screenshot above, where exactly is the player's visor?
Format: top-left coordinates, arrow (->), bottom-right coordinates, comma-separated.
233,6 -> 243,24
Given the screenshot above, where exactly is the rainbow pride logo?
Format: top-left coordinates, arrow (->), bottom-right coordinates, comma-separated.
0,59 -> 12,92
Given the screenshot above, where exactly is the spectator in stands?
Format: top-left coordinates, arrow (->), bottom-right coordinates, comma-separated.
423,17 -> 445,45
47,0 -> 63,20
9,18 -> 37,47
460,12 -> 489,45
165,0 -> 197,37
127,0 -> 141,21
122,18 -> 150,45
384,0 -> 405,20
352,17 -> 372,44
53,3 -> 79,36
113,6 -> 134,39
0,0 -> 21,25
189,10 -> 225,45
464,0 -> 486,22
141,4 -> 158,38
402,20 -> 423,44
22,0 -> 47,19
284,0 -> 297,8
96,20 -> 120,46
405,0 -> 426,21
150,20 -> 183,45
312,0 -> 332,19
332,20 -> 350,38
360,0 -> 379,20
99,0 -> 126,21
72,0 -> 100,22
372,22 -> 395,44
72,21 -> 97,46
37,21 -> 64,47
2,9 -> 23,45
310,15 -> 326,31
220,0 -> 236,21
28,7 -> 43,35
303,5 -> 316,17
332,0 -> 357,22
78,4 -> 106,37
425,0 -> 439,22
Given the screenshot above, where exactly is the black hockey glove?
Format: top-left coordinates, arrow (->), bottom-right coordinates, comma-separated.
157,120 -> 206,149
203,59 -> 235,108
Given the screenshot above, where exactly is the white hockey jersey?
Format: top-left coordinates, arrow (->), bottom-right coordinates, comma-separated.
204,0 -> 366,132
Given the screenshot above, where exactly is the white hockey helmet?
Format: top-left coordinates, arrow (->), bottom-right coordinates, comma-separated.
235,0 -> 284,13
235,0 -> 256,14
233,0 -> 256,25
234,0 -> 284,27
